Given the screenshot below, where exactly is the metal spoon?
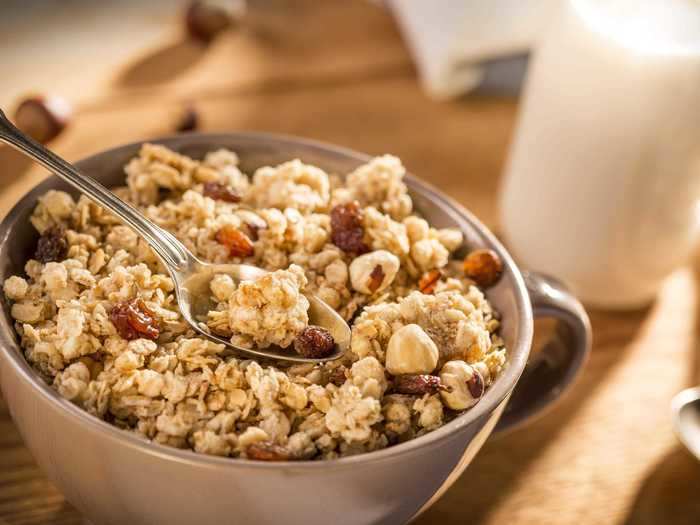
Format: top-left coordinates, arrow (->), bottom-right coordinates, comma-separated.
671,387 -> 700,460
0,109 -> 349,363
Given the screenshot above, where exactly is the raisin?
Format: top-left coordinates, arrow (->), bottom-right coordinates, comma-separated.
246,441 -> 292,461
203,182 -> 241,203
393,374 -> 448,395
467,369 -> 485,399
330,201 -> 368,254
367,264 -> 385,293
463,249 -> 503,288
293,326 -> 336,359
35,225 -> 68,263
215,224 -> 254,257
110,298 -> 160,341
418,269 -> 442,294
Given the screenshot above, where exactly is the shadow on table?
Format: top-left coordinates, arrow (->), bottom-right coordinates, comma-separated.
622,446 -> 700,525
115,39 -> 207,88
417,304 -> 654,524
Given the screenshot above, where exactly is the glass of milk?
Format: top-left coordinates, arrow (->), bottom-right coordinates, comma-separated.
500,0 -> 700,309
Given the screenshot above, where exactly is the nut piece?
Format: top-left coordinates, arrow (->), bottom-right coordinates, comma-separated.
463,249 -> 503,288
327,366 -> 348,386
330,201 -> 369,254
203,182 -> 241,202
439,360 -> 484,410
215,224 -> 254,257
110,298 -> 160,341
14,95 -> 72,144
393,374 -> 447,395
237,210 -> 267,241
349,250 -> 400,295
35,225 -> 68,263
293,326 -> 336,359
185,0 -> 240,42
176,105 -> 198,132
418,269 -> 442,294
246,441 -> 292,461
385,324 -> 439,376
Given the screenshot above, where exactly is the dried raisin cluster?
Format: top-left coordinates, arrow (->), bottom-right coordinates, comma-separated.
35,225 -> 68,263
330,201 -> 368,254
393,374 -> 446,395
293,325 -> 336,359
110,298 -> 160,341
203,182 -> 241,203
246,441 -> 293,461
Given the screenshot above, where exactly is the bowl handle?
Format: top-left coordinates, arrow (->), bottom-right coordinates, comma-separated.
494,271 -> 592,433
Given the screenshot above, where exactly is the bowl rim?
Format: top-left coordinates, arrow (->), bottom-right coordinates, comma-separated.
0,131 -> 533,470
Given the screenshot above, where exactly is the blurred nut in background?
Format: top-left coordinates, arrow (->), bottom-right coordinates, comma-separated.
13,95 -> 72,144
185,0 -> 245,42
176,104 -> 199,132
463,248 -> 503,288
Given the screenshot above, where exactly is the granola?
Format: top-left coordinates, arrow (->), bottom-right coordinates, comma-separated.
4,144 -> 507,460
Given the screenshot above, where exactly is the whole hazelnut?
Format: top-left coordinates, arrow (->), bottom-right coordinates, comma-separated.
185,0 -> 244,42
463,249 -> 503,288
176,104 -> 199,132
439,360 -> 484,410
13,95 -> 72,143
385,324 -> 439,376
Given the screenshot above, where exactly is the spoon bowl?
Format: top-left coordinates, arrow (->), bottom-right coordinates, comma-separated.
0,109 -> 349,363
177,261 -> 349,362
671,387 -> 700,460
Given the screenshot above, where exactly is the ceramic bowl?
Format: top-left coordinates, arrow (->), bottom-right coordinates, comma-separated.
0,133 -> 591,525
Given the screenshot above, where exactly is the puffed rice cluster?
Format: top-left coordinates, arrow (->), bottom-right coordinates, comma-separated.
4,144 -> 506,460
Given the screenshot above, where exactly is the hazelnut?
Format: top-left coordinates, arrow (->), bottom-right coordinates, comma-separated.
463,249 -> 503,288
472,361 -> 491,386
185,0 -> 243,42
14,95 -> 72,143
349,250 -> 400,295
385,324 -> 439,376
439,360 -> 484,410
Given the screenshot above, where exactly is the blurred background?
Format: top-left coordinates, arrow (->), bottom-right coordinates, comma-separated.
2,1 -> 700,524
0,0 -> 538,228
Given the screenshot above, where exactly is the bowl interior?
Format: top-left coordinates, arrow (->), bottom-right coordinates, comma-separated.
0,132 -> 532,465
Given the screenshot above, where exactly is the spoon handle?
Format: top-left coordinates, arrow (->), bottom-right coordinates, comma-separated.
0,109 -> 192,271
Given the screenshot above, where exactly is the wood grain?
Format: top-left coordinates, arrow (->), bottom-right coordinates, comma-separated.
2,2 -> 700,524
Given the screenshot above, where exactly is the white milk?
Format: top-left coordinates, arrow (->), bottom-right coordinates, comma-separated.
500,0 -> 700,309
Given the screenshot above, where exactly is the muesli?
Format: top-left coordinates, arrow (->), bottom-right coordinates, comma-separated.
3,144 -> 506,460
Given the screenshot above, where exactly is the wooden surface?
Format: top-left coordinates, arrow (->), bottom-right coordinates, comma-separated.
2,2 -> 700,524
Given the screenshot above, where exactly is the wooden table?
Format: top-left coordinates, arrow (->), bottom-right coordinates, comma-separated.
2,2 -> 700,524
